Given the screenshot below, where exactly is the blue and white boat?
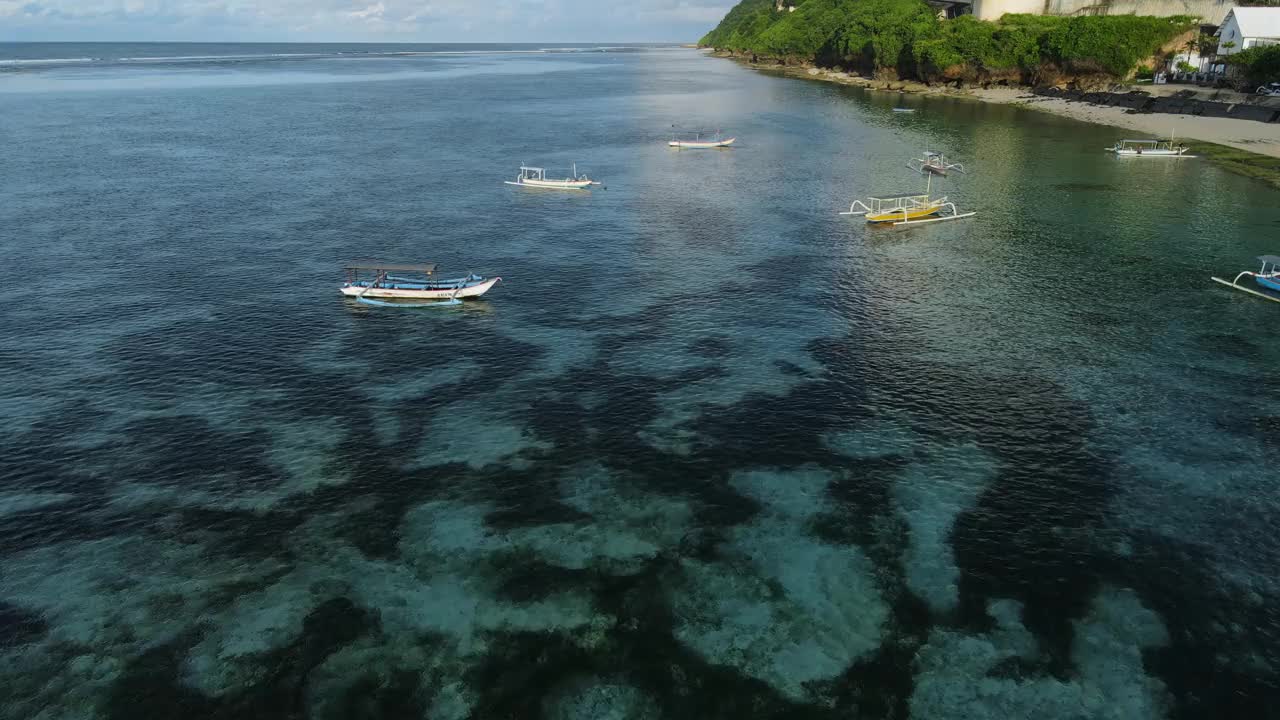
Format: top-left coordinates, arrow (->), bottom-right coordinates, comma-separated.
340,262 -> 500,307
1255,256 -> 1280,292
1211,255 -> 1280,304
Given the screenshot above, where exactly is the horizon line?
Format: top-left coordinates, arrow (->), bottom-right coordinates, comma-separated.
0,40 -> 696,45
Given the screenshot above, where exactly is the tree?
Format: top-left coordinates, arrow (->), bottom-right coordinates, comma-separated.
1224,45 -> 1280,85
700,1 -> 1195,81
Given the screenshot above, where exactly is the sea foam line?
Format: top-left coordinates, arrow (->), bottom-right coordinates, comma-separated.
0,57 -> 96,66
117,53 -> 327,62
0,46 -> 650,70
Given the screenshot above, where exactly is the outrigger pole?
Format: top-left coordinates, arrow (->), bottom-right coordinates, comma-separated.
1210,275 -> 1280,304
357,270 -> 387,299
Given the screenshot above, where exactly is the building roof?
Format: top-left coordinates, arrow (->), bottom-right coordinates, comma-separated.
1226,7 -> 1280,39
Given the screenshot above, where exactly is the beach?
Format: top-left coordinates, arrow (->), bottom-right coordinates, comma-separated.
971,86 -> 1280,158
742,57 -> 1280,162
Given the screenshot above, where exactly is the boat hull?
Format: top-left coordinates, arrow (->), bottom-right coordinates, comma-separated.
1112,149 -> 1191,157
866,206 -> 941,223
669,138 -> 734,149
1257,275 -> 1280,293
341,276 -> 500,299
505,179 -> 593,190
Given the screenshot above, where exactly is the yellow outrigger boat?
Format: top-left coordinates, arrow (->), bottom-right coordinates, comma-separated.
860,196 -> 948,223
840,170 -> 975,226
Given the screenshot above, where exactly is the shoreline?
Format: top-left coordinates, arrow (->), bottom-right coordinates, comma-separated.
724,55 -> 1280,188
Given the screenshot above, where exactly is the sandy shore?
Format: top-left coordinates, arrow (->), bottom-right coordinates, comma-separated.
970,87 -> 1280,159
739,58 -> 1280,160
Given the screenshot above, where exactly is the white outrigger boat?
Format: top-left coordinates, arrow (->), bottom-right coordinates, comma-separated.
1211,255 -> 1280,304
505,164 -> 601,191
840,171 -> 975,226
1107,137 -> 1194,158
340,262 -> 500,307
668,130 -> 735,149
909,151 -> 964,177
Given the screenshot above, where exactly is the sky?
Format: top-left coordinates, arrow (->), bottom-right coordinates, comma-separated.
0,0 -> 734,42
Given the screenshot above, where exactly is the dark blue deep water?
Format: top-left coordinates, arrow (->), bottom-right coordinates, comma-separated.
2,43 -> 1279,719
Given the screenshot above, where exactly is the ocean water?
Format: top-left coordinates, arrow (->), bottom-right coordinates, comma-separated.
1,42 -> 1278,719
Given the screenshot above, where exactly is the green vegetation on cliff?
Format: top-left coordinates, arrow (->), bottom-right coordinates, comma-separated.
699,0 -> 1194,82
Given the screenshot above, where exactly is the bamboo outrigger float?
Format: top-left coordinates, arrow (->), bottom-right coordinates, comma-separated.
840,170 -> 975,226
505,164 -> 602,191
1211,255 -> 1280,304
340,262 -> 500,307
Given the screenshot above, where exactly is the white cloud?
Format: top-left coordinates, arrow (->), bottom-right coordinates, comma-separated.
346,1 -> 384,20
637,2 -> 731,24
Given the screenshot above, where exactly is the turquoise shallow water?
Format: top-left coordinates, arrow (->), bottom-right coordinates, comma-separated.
1,43 -> 1279,719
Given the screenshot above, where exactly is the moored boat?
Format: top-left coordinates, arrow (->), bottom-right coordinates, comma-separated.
340,262 -> 500,307
840,166 -> 975,226
505,164 -> 600,190
910,151 -> 964,177
1107,138 -> 1194,157
668,129 -> 734,149
1211,255 -> 1280,304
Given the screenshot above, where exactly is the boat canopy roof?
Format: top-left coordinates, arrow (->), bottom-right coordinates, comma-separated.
867,192 -> 929,200
346,262 -> 438,273
1258,255 -> 1280,264
1119,139 -> 1168,144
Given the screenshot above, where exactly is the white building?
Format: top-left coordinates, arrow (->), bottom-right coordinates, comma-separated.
1216,6 -> 1280,55
970,0 -> 1232,24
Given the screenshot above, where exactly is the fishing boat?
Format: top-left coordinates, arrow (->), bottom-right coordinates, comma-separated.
840,170 -> 975,226
340,262 -> 501,307
909,151 -> 964,176
1107,138 -> 1194,157
892,108 -> 916,114
505,164 -> 600,190
668,129 -> 735,149
1211,255 -> 1280,304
